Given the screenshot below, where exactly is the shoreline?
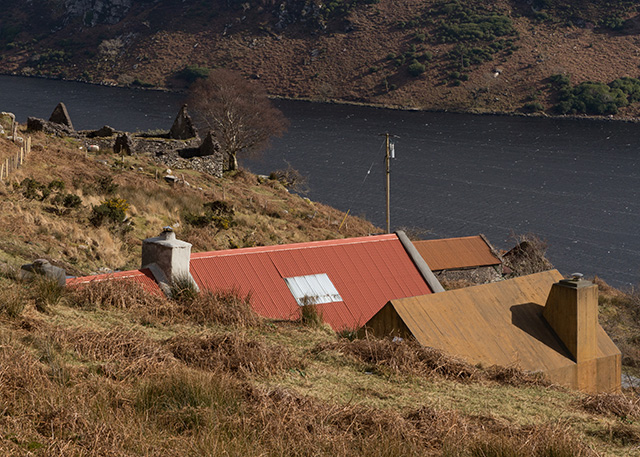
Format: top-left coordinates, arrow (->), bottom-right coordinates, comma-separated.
3,71 -> 640,124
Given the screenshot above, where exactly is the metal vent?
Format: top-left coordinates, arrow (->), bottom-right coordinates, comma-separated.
284,273 -> 343,306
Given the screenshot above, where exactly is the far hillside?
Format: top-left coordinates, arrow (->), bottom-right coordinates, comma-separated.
3,0 -> 640,117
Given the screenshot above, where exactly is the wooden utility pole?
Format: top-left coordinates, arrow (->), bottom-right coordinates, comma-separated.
384,133 -> 391,234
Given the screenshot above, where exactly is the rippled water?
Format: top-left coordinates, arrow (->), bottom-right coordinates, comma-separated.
2,75 -> 639,288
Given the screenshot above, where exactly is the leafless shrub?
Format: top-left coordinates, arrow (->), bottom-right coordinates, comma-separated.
299,301 -> 324,328
588,422 -> 640,447
0,284 -> 27,318
502,233 -> 554,277
269,162 -> 309,193
484,365 -> 550,388
457,423 -> 595,457
166,333 -> 296,377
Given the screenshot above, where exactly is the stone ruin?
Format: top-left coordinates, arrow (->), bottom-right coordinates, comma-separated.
25,102 -> 229,178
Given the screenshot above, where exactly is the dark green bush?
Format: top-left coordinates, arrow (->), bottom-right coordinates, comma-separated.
48,179 -> 65,192
600,15 -> 626,31
96,176 -> 119,195
408,60 -> 426,76
428,1 -> 515,43
183,200 -> 235,230
90,198 -> 129,226
60,193 -> 82,208
554,81 -> 627,115
609,77 -> 640,103
550,73 -> 571,87
19,178 -> 50,201
176,65 -> 211,84
524,101 -> 544,112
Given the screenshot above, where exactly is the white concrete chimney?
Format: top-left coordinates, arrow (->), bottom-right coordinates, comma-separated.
141,227 -> 199,296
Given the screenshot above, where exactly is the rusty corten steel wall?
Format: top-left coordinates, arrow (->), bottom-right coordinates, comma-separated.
366,270 -> 621,392
189,234 -> 433,330
66,268 -> 162,295
413,236 -> 500,271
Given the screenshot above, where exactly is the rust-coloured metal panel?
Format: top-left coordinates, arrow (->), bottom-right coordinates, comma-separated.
366,270 -> 621,392
190,234 -> 432,330
66,268 -> 162,295
413,236 -> 500,271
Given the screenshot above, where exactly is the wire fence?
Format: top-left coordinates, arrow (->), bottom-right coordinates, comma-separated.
0,136 -> 31,181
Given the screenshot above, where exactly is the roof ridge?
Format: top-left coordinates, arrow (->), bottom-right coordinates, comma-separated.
190,234 -> 398,260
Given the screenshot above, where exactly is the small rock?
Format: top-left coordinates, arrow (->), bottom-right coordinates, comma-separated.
164,175 -> 178,183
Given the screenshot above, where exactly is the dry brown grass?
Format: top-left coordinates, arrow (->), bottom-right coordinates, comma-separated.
594,276 -> 640,371
577,392 -> 640,420
174,290 -> 263,328
0,127 -> 380,278
68,277 -> 173,318
316,337 -> 550,387
50,325 -> 177,380
166,332 -> 297,378
454,423 -> 596,457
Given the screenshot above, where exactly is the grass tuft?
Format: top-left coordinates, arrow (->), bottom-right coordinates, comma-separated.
30,276 -> 65,313
299,301 -> 324,328
577,392 -> 640,419
175,289 -> 262,328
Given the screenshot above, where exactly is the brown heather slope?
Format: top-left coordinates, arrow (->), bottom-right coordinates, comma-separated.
0,126 -> 378,275
3,0 -> 640,117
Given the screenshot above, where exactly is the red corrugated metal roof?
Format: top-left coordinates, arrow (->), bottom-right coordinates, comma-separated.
66,268 -> 162,295
413,236 -> 501,271
190,234 -> 433,330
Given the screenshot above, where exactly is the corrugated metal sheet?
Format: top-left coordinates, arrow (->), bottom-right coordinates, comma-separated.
190,234 -> 432,330
66,268 -> 162,295
413,236 -> 500,271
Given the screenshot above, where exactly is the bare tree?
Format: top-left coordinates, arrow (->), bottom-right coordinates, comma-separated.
187,69 -> 288,171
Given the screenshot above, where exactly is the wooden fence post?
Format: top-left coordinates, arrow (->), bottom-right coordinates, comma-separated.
20,147 -> 24,165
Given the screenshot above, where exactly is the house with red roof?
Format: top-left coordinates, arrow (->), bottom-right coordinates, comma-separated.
68,228 -> 443,330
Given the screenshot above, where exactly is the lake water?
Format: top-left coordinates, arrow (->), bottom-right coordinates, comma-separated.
1,75 -> 639,288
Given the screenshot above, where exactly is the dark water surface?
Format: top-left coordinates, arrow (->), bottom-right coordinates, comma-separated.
2,75 -> 639,288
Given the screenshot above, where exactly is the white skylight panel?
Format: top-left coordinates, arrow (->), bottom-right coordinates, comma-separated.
284,273 -> 343,306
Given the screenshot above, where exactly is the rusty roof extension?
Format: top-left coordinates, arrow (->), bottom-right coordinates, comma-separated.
66,268 -> 162,295
413,235 -> 500,271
